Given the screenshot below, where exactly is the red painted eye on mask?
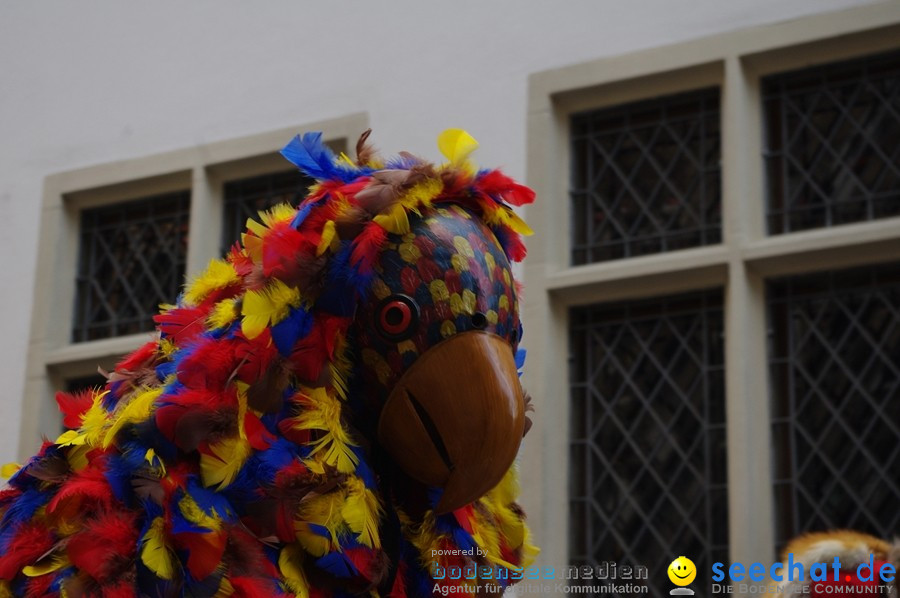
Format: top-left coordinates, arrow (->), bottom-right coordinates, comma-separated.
375,295 -> 419,341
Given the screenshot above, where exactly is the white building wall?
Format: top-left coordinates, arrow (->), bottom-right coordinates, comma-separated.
0,0 -> 880,463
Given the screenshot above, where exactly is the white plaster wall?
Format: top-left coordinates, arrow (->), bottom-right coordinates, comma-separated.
0,0 -> 879,462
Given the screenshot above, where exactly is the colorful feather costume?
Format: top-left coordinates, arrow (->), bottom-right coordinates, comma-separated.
0,129 -> 538,597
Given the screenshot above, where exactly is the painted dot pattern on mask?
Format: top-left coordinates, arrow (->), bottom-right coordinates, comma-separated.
355,205 -> 521,399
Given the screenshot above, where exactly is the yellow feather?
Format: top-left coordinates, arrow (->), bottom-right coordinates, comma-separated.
0,581 -> 13,598
290,388 -> 358,473
328,334 -> 352,401
103,387 -> 163,448
55,430 -> 85,447
213,578 -> 234,597
179,494 -> 221,531
245,218 -> 267,237
279,544 -> 310,598
437,129 -> 479,165
260,203 -> 297,228
144,448 -> 167,475
207,298 -> 240,330
316,220 -> 338,256
184,260 -> 240,306
400,179 -> 442,213
504,209 -> 534,236
241,233 -> 264,263
141,517 -> 176,580
1,463 -> 21,478
79,391 -> 110,446
64,445 -> 90,472
373,203 -> 410,235
241,279 -> 302,339
158,338 -> 177,358
23,553 -> 70,577
294,490 -> 347,556
341,478 -> 382,548
200,435 -> 251,490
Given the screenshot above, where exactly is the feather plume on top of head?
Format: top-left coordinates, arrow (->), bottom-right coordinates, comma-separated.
0,129 -> 538,597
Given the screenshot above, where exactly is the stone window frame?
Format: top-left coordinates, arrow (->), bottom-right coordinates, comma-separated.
20,112 -> 367,457
523,3 -> 900,571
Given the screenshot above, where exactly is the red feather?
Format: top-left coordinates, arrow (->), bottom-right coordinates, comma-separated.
99,582 -> 137,598
243,412 -> 274,451
48,463 -> 114,515
387,561 -> 409,598
153,306 -> 208,343
67,510 -> 138,581
344,547 -> 379,581
349,223 -> 387,274
229,576 -> 284,598
0,523 -> 55,580
225,527 -> 278,579
452,505 -> 475,535
115,340 -> 159,374
175,530 -> 226,580
25,574 -> 55,598
228,244 -> 255,278
154,388 -> 236,448
476,170 -> 536,206
262,222 -> 314,280
55,388 -> 96,429
177,338 -> 239,390
501,228 -> 527,262
277,416 -> 311,446
235,331 -> 278,383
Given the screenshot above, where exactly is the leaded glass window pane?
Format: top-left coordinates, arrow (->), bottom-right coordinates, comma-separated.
73,191 -> 190,342
221,170 -> 312,254
763,50 -> 900,234
769,263 -> 900,549
570,88 -> 722,265
569,290 -> 728,597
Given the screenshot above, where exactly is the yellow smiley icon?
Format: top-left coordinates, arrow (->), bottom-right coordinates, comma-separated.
668,556 -> 697,586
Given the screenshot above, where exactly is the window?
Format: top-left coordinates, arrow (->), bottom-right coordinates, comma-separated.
763,49 -> 900,234
73,191 -> 190,342
527,6 -> 900,585
570,88 -> 721,264
569,290 -> 727,595
21,113 -> 365,454
221,170 -> 312,254
769,263 -> 900,548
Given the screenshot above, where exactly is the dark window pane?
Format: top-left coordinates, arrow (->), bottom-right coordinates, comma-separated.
221,170 -> 312,254
768,263 -> 900,550
763,50 -> 900,234
569,290 -> 727,597
73,191 -> 190,342
64,375 -> 107,393
569,88 -> 722,265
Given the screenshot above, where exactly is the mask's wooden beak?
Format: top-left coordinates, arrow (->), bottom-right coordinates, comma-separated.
376,331 -> 525,514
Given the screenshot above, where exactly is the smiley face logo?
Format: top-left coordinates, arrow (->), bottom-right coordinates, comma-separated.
668,556 -> 696,586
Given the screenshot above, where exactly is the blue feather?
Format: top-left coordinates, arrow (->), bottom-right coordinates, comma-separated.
316,551 -> 359,578
384,153 -> 422,170
316,244 -> 361,317
515,347 -> 527,377
271,307 -> 313,357
0,488 -> 48,529
280,132 -> 363,183
184,478 -> 235,522
351,447 -> 377,489
155,360 -> 176,380
427,486 -> 443,510
291,199 -> 317,229
307,523 -> 331,539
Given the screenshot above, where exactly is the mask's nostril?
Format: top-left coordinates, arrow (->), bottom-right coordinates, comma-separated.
406,391 -> 454,472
